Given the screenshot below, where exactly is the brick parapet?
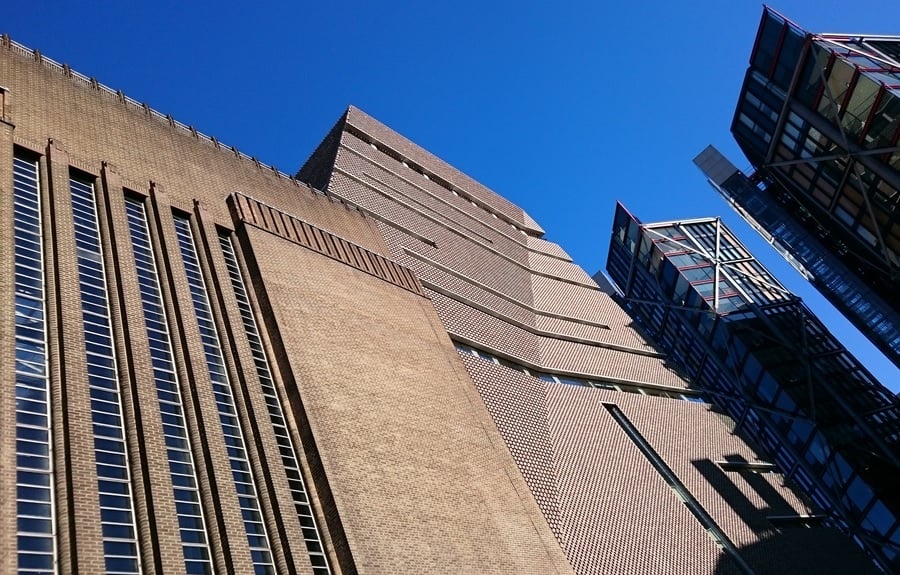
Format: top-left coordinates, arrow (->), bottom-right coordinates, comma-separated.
0,46 -> 387,255
1,36 -> 297,181
230,193 -> 425,297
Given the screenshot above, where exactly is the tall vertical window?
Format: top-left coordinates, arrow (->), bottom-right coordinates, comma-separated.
173,216 -> 275,575
70,175 -> 141,574
219,233 -> 331,574
124,199 -> 213,574
13,152 -> 56,575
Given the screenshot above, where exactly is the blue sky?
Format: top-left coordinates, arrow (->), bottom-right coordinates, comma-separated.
4,0 -> 898,388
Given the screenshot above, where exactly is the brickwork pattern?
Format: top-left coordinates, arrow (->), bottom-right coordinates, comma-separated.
0,42 -> 577,575
0,37 -> 879,575
243,225 -> 573,574
148,186 -> 260,574
464,354 -> 876,575
337,134 -> 542,251
328,167 -> 538,305
99,166 -> 184,574
464,355 -> 735,575
343,107 -> 543,233
0,46 -> 368,574
429,289 -> 687,388
231,193 -> 424,296
297,111 -> 885,573
401,250 -> 538,327
0,120 -> 16,575
527,250 -> 596,285
337,143 -> 501,241
321,125 -> 683,387
458,356 -> 563,540
0,47 -> 387,256
45,142 -> 107,575
527,235 -> 572,259
528,274 -> 624,325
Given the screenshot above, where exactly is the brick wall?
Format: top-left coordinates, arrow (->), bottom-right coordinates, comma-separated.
241,225 -> 571,573
464,354 -> 879,575
0,42 -> 575,575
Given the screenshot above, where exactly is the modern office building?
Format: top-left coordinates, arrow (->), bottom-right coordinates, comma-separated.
696,7 -> 900,368
0,35 -> 879,575
605,202 -> 900,571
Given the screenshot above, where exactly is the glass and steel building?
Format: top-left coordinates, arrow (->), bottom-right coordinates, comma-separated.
606,202 -> 900,571
697,7 -> 900,368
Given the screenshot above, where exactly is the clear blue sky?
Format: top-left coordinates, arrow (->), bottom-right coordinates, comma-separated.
4,0 -> 898,389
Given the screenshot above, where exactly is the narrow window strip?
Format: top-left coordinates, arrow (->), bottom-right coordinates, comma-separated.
12,153 -> 58,574
124,198 -> 214,573
174,217 -> 275,574
218,232 -> 331,575
70,176 -> 141,575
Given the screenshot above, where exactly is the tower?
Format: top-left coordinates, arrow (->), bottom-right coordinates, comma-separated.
697,7 -> 900,368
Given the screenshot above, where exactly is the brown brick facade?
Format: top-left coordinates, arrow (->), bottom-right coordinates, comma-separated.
0,39 -> 572,575
0,36 -> 879,575
301,106 -> 880,574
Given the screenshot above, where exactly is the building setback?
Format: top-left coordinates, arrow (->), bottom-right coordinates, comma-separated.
697,7 -> 900,368
0,35 -> 879,575
605,203 -> 900,572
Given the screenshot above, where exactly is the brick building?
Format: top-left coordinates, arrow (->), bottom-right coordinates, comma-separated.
0,36 -> 879,574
